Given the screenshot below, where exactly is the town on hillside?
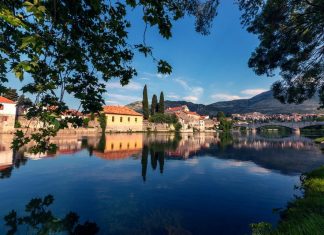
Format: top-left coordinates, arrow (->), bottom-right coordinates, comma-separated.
1,86 -> 324,134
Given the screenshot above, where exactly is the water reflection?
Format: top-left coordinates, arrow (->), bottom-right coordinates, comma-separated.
1,132 -> 324,180
93,133 -> 142,160
0,133 -> 324,234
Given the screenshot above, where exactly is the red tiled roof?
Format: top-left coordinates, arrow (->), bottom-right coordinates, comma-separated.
93,149 -> 141,160
184,111 -> 200,116
62,109 -> 83,116
167,106 -> 183,111
0,96 -> 15,104
103,106 -> 142,116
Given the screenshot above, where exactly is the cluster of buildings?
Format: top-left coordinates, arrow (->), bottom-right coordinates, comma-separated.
165,105 -> 218,132
0,94 -> 218,133
232,112 -> 323,123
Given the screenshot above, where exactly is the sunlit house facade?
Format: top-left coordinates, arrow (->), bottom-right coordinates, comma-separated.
103,106 -> 143,132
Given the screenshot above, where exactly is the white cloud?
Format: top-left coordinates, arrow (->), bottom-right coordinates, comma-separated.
139,77 -> 150,81
106,81 -> 142,91
106,93 -> 141,105
183,96 -> 199,102
241,89 -> 267,96
175,78 -> 204,101
106,100 -> 119,104
167,94 -> 180,99
143,72 -> 169,79
211,93 -> 245,101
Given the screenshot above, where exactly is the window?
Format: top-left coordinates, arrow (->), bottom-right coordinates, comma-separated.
0,104 -> 3,110
120,117 -> 123,122
135,118 -> 137,122
111,144 -> 114,150
128,117 -> 130,122
112,116 -> 115,122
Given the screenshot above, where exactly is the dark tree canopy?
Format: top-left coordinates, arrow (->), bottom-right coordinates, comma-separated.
0,0 -> 218,152
151,94 -> 158,116
238,0 -> 324,106
143,85 -> 149,119
1,88 -> 19,101
158,91 -> 165,113
216,111 -> 225,120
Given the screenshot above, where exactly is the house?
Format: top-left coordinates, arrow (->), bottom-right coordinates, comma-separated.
103,106 -> 143,132
166,105 -> 217,132
166,105 -> 189,113
0,96 -> 16,133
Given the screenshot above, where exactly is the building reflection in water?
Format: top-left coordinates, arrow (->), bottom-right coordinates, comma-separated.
1,132 -> 324,180
93,133 -> 143,160
0,134 -> 27,178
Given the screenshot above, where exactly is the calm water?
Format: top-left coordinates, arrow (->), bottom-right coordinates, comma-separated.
1,132 -> 324,235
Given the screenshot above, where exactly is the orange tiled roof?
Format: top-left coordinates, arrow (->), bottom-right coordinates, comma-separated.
0,96 -> 15,104
103,106 -> 142,116
184,111 -> 200,116
93,149 -> 141,160
167,106 -> 183,111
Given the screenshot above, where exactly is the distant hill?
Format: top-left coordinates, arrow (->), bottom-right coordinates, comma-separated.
126,91 -> 321,115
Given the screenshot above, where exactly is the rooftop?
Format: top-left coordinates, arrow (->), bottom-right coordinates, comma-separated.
103,106 -> 142,116
0,96 -> 15,104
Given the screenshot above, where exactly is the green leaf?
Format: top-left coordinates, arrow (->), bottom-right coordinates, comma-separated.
157,60 -> 172,75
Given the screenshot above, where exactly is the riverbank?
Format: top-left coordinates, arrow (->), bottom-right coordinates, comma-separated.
314,137 -> 324,143
252,165 -> 324,234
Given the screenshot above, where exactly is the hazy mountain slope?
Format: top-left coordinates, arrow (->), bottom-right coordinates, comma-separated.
126,91 -> 321,115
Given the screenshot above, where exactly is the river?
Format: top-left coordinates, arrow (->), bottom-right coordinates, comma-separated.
0,132 -> 323,235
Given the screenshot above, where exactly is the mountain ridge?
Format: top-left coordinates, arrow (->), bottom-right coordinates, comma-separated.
126,90 -> 321,115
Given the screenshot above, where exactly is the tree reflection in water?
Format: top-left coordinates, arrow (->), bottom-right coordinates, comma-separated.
141,134 -> 181,182
141,145 -> 149,182
4,195 -> 99,235
218,132 -> 233,150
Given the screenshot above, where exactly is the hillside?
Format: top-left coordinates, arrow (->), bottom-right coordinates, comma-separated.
126,91 -> 321,115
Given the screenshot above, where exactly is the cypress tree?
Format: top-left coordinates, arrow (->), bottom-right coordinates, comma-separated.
151,94 -> 157,116
158,92 -> 165,113
142,85 -> 149,119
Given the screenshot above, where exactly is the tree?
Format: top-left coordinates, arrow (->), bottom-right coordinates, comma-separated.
217,111 -> 225,120
1,88 -> 18,101
238,0 -> 324,107
151,94 -> 158,116
158,92 -> 165,113
0,0 -> 218,152
143,85 -> 149,119
17,95 -> 32,108
98,113 -> 107,133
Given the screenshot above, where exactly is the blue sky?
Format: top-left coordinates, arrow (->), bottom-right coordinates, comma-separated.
105,0 -> 278,105
7,1 -> 279,108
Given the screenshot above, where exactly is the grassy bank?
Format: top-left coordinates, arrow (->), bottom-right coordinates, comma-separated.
251,166 -> 324,235
314,137 -> 324,143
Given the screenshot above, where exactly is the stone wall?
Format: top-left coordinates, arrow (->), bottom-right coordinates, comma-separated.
143,121 -> 175,132
0,115 -> 15,133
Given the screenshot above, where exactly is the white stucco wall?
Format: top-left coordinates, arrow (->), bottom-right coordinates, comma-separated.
0,150 -> 13,166
0,103 -> 16,116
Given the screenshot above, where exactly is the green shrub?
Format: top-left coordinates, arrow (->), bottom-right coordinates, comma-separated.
83,118 -> 90,128
173,122 -> 182,132
14,121 -> 21,128
149,113 -> 178,124
98,113 -> 107,132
